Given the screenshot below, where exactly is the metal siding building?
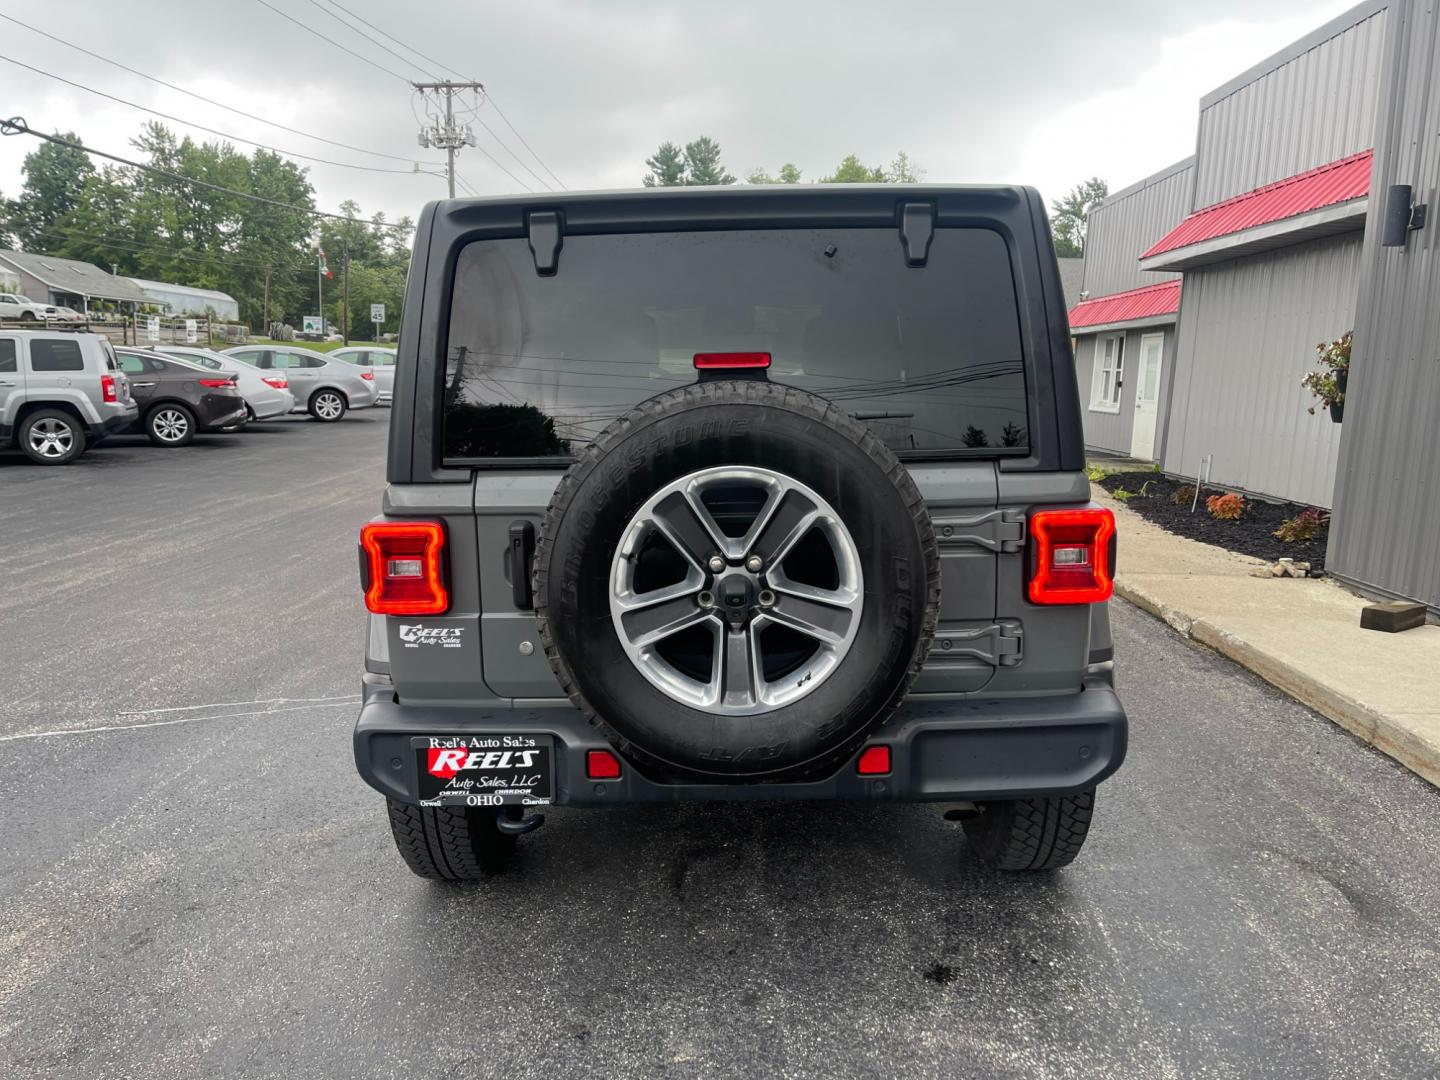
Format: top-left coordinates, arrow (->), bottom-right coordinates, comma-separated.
1146,2 -> 1386,505
1328,0 -> 1440,613
1069,159 -> 1193,460
1161,233 -> 1363,508
1191,1 -> 1390,206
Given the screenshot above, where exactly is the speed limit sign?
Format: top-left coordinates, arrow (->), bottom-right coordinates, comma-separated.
370,303 -> 385,324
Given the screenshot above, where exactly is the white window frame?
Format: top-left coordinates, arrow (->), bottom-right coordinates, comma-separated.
1089,333 -> 1125,413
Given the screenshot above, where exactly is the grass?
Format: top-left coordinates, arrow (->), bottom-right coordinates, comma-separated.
247,337 -> 391,353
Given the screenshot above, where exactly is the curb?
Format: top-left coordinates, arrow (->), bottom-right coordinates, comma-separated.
1114,575 -> 1440,789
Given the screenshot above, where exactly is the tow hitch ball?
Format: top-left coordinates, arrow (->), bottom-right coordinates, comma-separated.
496,809 -> 546,835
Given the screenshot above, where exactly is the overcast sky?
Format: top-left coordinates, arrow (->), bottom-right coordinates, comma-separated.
0,0 -> 1355,230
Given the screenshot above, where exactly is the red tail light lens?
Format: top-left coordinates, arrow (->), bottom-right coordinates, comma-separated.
360,370 -> 374,381
360,520 -> 448,615
198,377 -> 232,388
586,749 -> 622,780
100,374 -> 117,403
1028,508 -> 1116,604
262,376 -> 289,389
693,352 -> 771,370
856,745 -> 891,775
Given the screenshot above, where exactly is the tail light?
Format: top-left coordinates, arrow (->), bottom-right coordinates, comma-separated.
100,374 -> 117,403
360,370 -> 374,381
198,377 -> 233,388
262,376 -> 289,390
1028,508 -> 1116,604
359,520 -> 448,615
694,352 -> 771,370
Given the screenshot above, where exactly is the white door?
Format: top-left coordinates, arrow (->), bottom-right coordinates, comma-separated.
1129,333 -> 1165,460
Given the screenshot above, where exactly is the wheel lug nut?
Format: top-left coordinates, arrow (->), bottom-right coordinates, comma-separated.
698,590 -> 716,609
757,589 -> 775,608
745,555 -> 763,573
708,555 -> 725,573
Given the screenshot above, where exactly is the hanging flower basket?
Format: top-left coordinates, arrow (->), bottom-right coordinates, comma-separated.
1303,331 -> 1351,424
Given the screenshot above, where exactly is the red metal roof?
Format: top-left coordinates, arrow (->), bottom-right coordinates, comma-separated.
1142,150 -> 1372,259
1067,280 -> 1181,330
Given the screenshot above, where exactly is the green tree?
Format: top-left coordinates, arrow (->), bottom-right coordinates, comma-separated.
1050,177 -> 1108,258
747,162 -> 803,184
962,424 -> 990,448
643,142 -> 686,187
682,137 -> 735,186
9,132 -> 95,250
822,153 -> 885,183
886,151 -> 922,183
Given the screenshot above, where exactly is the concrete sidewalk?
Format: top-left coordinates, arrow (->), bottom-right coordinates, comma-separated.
1094,486 -> 1440,789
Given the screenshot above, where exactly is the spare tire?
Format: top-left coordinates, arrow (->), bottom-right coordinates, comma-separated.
534,379 -> 939,781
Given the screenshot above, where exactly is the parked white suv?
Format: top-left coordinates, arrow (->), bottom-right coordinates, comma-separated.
0,330 -> 138,464
0,293 -> 59,322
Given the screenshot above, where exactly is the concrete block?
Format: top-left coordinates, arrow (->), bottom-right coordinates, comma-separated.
1360,601 -> 1427,634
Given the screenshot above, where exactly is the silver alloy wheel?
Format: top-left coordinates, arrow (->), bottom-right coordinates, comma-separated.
315,392 -> 343,420
609,465 -> 863,715
27,417 -> 74,458
152,408 -> 189,442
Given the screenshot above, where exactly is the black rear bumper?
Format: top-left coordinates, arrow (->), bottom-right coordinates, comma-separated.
354,675 -> 1127,806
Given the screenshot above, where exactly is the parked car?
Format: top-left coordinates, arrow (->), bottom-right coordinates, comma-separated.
353,187 -> 1126,882
223,344 -> 378,421
0,330 -> 136,464
0,293 -> 59,322
114,347 -> 247,446
50,306 -> 86,324
330,346 -> 397,403
151,345 -> 295,421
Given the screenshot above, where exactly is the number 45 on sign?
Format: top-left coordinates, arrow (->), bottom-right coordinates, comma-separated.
370,303 -> 385,324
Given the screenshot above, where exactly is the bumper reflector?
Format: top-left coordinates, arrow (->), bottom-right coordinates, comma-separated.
586,749 -> 622,780
856,745 -> 891,776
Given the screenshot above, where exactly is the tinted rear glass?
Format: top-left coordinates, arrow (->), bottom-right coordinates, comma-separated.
443,227 -> 1027,461
30,339 -> 84,372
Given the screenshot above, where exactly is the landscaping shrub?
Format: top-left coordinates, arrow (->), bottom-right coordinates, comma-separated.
1206,493 -> 1245,520
1171,484 -> 1197,506
1273,507 -> 1326,542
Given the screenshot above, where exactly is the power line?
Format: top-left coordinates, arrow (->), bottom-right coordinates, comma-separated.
252,0 -> 412,85
0,53 -> 434,175
303,0 -> 437,80
19,225 -> 346,275
0,117 -> 412,230
485,96 -> 568,190
0,13 -> 430,166
471,111 -> 553,191
316,0 -> 568,190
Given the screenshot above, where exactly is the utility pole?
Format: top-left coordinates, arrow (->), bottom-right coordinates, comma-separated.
263,266 -> 270,338
341,238 -> 350,346
413,81 -> 483,198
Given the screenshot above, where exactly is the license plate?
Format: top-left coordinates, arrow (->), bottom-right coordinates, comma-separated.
412,735 -> 553,808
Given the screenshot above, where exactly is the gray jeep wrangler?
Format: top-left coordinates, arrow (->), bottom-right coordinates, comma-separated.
355,186 -> 1125,880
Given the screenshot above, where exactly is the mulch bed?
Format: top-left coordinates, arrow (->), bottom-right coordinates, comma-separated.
1095,471 -> 1330,571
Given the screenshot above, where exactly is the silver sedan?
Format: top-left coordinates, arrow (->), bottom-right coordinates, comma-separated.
329,346 -> 397,404
223,344 -> 379,421
151,346 -> 296,421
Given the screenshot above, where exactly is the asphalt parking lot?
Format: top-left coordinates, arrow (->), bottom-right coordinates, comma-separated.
3,414 -> 1439,1079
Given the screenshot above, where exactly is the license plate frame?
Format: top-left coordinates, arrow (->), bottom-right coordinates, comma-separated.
411,734 -> 554,808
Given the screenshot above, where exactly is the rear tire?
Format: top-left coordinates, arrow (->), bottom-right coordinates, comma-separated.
385,799 -> 521,881
309,389 -> 347,422
145,403 -> 196,447
18,409 -> 85,465
19,310 -> 35,322
962,790 -> 1095,870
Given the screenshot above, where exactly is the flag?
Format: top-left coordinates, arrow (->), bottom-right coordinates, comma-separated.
318,247 -> 334,279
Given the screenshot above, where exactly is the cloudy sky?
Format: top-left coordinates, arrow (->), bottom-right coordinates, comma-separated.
0,0 -> 1354,227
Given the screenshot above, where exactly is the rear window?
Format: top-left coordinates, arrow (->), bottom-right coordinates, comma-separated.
443,227 -> 1028,461
30,339 -> 84,372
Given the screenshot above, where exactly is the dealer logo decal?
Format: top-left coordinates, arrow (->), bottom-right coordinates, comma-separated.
399,624 -> 463,648
427,747 -> 540,779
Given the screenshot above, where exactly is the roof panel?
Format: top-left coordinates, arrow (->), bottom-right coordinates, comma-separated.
1143,150 -> 1372,259
1067,280 -> 1182,330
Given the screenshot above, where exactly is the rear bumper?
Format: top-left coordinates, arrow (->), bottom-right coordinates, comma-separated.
249,389 -> 294,420
198,401 -> 249,431
354,676 -> 1127,807
89,406 -> 139,441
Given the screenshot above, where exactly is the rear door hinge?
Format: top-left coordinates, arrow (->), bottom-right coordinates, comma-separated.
930,620 -> 1023,668
932,508 -> 1026,553
899,202 -> 935,267
527,210 -> 563,276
